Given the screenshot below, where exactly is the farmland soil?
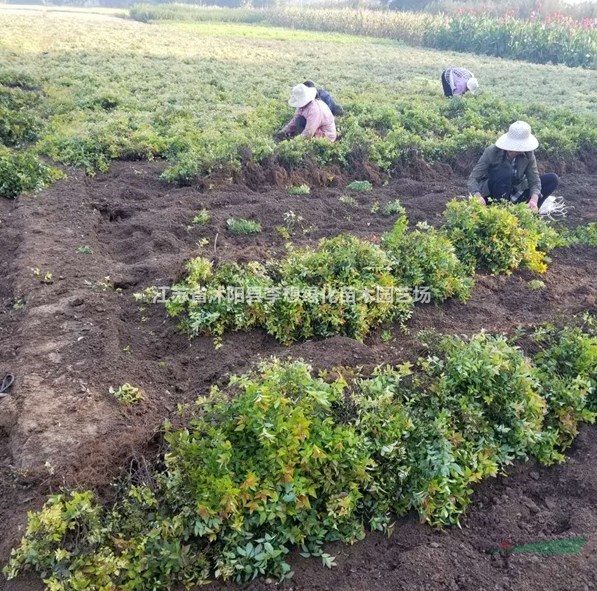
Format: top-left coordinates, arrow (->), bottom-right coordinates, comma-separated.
0,161 -> 596,591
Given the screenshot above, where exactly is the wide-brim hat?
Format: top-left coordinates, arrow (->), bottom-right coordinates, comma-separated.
288,84 -> 317,108
495,121 -> 539,152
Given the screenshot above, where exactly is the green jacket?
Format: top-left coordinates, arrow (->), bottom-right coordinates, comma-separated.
467,145 -> 541,198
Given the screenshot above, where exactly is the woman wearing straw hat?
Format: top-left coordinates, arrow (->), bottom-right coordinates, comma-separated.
276,83 -> 337,142
441,67 -> 479,97
468,121 -> 559,213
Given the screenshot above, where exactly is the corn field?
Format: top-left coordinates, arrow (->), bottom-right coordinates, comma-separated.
267,7 -> 429,46
424,12 -> 597,68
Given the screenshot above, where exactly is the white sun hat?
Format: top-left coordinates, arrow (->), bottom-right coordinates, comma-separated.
288,83 -> 317,108
466,76 -> 479,93
495,121 -> 539,152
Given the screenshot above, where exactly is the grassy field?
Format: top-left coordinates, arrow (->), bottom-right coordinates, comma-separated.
1,6 -> 596,190
3,9 -> 596,110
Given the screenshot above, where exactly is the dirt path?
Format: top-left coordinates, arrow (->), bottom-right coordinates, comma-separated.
0,163 -> 595,590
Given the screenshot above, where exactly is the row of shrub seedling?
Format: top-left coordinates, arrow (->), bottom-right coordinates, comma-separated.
2,67 -> 597,197
6,319 -> 597,588
0,74 -> 62,197
165,199 -> 561,346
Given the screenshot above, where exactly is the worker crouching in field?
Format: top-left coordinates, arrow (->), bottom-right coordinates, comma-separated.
468,121 -> 560,213
303,80 -> 345,116
441,66 -> 479,97
276,83 -> 337,142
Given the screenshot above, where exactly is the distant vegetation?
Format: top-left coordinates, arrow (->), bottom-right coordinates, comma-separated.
6,0 -> 595,20
130,4 -> 596,69
386,0 -> 597,20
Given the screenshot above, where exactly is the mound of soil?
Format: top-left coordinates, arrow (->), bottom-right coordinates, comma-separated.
0,162 -> 595,591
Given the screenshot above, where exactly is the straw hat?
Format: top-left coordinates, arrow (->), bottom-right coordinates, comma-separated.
288,84 -> 317,108
466,77 -> 479,93
495,121 -> 539,152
